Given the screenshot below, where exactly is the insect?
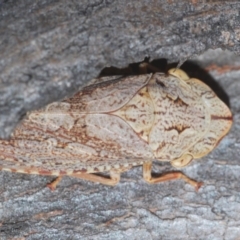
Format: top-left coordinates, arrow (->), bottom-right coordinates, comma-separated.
0,64 -> 232,190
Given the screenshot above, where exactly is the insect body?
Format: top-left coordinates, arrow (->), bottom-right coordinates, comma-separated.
0,68 -> 232,189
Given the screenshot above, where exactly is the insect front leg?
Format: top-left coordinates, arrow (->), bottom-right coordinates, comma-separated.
142,162 -> 203,191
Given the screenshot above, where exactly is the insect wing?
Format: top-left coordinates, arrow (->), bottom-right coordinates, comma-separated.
0,75 -> 154,175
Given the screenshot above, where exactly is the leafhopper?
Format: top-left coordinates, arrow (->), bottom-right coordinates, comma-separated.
0,64 -> 232,190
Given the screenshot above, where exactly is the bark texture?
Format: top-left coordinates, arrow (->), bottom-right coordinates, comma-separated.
0,1 -> 240,239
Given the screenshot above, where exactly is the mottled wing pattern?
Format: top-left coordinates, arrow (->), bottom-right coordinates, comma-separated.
65,74 -> 152,113
0,75 -> 154,175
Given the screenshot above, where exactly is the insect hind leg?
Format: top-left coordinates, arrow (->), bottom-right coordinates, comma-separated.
47,171 -> 121,190
72,171 -> 121,186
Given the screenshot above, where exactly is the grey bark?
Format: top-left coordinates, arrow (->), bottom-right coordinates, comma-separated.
0,1 -> 240,239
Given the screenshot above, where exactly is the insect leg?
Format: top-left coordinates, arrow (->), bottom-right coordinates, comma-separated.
69,171 -> 121,186
143,162 -> 203,191
71,171 -> 120,186
47,171 -> 121,190
47,172 -> 120,190
47,177 -> 63,190
47,167 -> 130,190
47,171 -> 120,190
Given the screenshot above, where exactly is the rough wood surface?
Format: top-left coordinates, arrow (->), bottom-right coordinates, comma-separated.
0,1 -> 240,239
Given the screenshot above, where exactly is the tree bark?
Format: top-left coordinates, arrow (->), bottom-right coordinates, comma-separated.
0,1 -> 240,239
